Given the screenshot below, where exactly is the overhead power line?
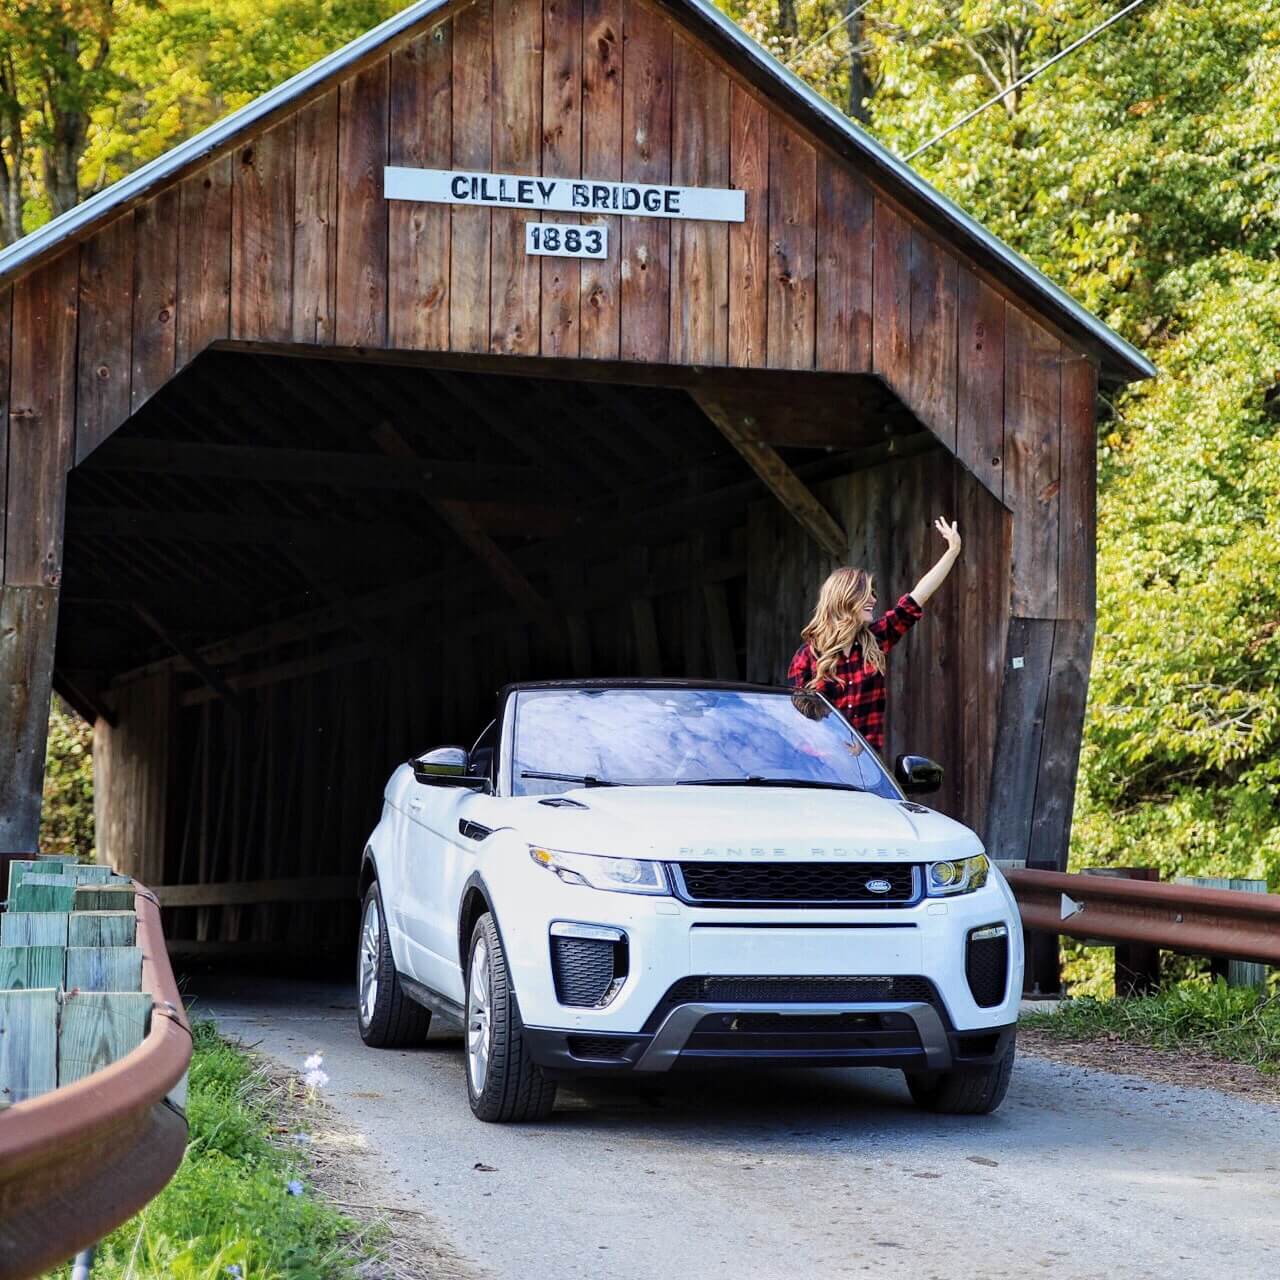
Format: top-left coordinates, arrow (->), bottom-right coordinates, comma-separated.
904,0 -> 1153,162
784,0 -> 874,69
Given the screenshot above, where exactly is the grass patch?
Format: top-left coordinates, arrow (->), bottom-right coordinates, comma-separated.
1024,980 -> 1280,1073
47,1021 -> 377,1280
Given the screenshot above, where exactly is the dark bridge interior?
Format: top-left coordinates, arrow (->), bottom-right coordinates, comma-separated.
56,347 -> 935,955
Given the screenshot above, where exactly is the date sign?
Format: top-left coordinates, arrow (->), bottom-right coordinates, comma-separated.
525,221 -> 607,259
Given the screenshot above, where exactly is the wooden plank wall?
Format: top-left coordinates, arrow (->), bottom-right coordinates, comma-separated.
746,449 -> 1011,835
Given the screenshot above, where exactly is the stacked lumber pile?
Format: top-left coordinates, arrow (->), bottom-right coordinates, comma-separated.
0,855 -> 149,1106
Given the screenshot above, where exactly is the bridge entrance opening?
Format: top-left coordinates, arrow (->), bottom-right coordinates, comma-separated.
57,344 -> 994,960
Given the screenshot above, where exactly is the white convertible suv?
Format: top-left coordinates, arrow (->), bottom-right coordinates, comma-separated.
357,679 -> 1022,1123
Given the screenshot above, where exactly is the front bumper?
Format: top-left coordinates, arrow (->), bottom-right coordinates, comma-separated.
488,846 -> 1024,1075
524,1003 -> 1017,1077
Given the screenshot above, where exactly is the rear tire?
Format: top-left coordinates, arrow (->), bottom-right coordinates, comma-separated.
465,912 -> 557,1123
357,882 -> 431,1048
905,1035 -> 1016,1115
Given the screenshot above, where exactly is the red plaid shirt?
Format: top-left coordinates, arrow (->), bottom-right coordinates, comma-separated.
787,593 -> 923,753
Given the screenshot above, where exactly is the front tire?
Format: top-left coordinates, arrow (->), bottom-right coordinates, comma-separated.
357,882 -> 431,1047
465,912 -> 557,1123
905,1035 -> 1016,1115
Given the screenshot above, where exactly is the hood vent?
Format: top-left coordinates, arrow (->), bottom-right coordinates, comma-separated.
539,797 -> 589,810
899,801 -> 930,814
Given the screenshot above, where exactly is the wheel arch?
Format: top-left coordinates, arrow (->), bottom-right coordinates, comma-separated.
458,872 -> 495,972
358,846 -> 379,900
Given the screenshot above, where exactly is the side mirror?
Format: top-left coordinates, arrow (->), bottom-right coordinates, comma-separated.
411,746 -> 489,790
895,754 -> 943,796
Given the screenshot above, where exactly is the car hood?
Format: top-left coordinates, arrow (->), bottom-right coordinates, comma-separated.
499,785 -> 984,862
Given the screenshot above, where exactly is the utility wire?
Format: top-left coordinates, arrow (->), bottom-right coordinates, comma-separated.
904,0 -> 1152,161
784,0 -> 874,68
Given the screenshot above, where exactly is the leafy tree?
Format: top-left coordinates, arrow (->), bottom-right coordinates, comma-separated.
40,695 -> 96,857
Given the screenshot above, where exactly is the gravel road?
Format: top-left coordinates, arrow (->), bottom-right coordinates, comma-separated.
193,975 -> 1280,1280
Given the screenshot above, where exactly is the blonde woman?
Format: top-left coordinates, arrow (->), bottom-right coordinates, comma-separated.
787,518 -> 962,755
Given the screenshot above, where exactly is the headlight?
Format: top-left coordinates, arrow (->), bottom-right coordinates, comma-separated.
529,845 -> 669,895
926,853 -> 990,897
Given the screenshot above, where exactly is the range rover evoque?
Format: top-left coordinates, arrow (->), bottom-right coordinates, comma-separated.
356,680 -> 1022,1122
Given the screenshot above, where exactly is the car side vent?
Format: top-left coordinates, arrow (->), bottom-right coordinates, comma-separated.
539,797 -> 589,809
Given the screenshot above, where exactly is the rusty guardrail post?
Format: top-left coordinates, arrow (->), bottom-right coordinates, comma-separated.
1081,868 -> 1161,996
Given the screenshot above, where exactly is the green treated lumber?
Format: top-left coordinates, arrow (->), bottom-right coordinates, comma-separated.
10,880 -> 77,913
0,989 -> 59,1105
1177,876 -> 1269,988
0,913 -> 70,946
7,859 -> 51,899
66,947 -> 143,994
73,885 -> 135,912
58,991 -> 151,1087
64,864 -> 115,884
36,854 -> 79,863
0,946 -> 65,990
68,911 -> 137,948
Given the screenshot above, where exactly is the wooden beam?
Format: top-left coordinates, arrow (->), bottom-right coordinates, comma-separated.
153,875 -> 355,908
53,668 -> 117,728
82,438 -> 581,501
372,423 -> 562,636
133,604 -> 241,709
692,394 -> 847,559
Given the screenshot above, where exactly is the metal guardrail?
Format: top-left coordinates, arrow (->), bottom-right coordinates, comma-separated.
1006,868 -> 1280,967
0,888 -> 192,1280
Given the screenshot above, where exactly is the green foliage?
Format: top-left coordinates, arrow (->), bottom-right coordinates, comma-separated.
47,1022 -> 373,1280
39,696 -> 95,858
1024,980 -> 1280,1071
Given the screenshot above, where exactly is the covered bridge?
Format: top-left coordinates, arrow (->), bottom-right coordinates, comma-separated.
0,0 -> 1153,954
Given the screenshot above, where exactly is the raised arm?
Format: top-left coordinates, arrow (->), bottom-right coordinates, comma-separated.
910,517 -> 962,606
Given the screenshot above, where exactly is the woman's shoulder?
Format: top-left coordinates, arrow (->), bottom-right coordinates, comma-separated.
787,641 -> 816,680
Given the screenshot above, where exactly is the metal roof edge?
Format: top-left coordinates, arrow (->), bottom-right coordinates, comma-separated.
0,0 -> 452,286
0,0 -> 1154,383
676,0 -> 1156,384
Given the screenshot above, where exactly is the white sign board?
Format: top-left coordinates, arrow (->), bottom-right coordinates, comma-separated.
524,222 -> 608,259
385,166 -> 745,223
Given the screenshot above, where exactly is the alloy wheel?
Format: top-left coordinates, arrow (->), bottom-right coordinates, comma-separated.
358,897 -> 380,1027
467,936 -> 493,1092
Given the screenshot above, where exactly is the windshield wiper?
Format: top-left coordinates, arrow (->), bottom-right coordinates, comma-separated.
520,770 -> 616,787
676,776 -> 866,792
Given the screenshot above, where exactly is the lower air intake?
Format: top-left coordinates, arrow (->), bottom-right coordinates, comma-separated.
965,928 -> 1009,1008
550,934 -> 625,1007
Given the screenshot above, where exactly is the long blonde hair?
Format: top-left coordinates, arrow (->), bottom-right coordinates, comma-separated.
800,567 -> 884,684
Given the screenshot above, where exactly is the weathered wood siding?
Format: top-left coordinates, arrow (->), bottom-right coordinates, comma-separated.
0,0 -> 1103,870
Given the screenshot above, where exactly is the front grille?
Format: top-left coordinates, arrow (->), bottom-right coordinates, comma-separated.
672,861 -> 919,906
550,936 -> 619,1007
684,1010 -> 922,1055
965,928 -> 1009,1008
663,974 -> 939,1004
644,974 -> 945,1033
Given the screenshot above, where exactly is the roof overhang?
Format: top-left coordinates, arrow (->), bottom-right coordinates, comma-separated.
0,0 -> 1154,387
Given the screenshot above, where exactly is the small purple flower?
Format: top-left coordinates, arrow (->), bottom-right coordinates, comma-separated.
226,1268 -> 242,1279
287,1179 -> 305,1197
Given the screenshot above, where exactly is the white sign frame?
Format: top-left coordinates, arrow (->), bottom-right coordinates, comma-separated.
385,166 -> 745,223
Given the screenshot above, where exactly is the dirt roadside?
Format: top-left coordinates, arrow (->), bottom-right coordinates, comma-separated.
1019,1027 -> 1280,1107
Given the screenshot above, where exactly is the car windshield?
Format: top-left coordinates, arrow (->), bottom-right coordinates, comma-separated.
510,686 -> 900,798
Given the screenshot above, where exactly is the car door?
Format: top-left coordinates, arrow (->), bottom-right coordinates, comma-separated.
399,723 -> 498,996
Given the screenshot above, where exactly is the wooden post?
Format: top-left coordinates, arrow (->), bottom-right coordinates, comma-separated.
0,587 -> 61,850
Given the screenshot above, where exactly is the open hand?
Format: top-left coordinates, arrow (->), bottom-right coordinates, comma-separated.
934,516 -> 962,556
